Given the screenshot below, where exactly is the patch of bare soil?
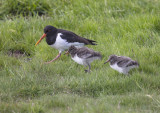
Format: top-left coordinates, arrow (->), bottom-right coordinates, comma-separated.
7,50 -> 27,58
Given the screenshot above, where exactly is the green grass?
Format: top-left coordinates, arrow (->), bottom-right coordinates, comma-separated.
0,0 -> 160,112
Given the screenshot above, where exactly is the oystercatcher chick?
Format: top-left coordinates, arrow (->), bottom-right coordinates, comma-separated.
35,25 -> 97,63
104,55 -> 139,75
68,46 -> 102,73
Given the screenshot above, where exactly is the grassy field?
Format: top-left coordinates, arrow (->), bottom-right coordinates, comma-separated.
0,0 -> 160,112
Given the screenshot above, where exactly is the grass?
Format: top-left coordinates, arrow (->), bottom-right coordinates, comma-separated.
0,0 -> 160,112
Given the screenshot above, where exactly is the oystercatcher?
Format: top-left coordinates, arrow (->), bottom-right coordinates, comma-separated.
35,25 -> 97,63
104,55 -> 139,75
68,46 -> 102,72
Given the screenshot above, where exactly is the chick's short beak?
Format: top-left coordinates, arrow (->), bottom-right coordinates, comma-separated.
104,59 -> 110,64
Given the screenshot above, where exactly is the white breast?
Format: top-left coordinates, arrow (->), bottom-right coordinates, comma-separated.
110,63 -> 123,73
72,54 -> 84,65
50,33 -> 84,52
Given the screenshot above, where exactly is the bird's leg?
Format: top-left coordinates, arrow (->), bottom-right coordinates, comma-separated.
44,53 -> 61,64
84,63 -> 91,73
88,64 -> 91,72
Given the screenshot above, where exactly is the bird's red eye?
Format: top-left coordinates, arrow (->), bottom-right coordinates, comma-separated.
46,29 -> 51,33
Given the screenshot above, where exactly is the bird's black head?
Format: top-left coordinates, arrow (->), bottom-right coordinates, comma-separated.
35,25 -> 58,46
44,25 -> 57,34
104,55 -> 118,64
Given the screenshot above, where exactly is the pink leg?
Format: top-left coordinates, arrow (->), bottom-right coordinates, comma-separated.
44,53 -> 61,64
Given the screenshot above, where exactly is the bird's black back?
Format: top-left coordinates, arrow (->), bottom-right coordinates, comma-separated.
58,29 -> 97,45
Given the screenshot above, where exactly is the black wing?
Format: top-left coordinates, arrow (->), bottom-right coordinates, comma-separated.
58,29 -> 97,45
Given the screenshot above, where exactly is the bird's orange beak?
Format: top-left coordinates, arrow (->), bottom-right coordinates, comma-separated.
104,59 -> 110,64
35,33 -> 46,46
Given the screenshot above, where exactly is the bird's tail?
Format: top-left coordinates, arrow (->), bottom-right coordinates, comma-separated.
85,38 -> 97,45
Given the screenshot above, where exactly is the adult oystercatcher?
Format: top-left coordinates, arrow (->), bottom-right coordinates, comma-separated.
68,46 -> 102,72
104,55 -> 139,75
35,25 -> 97,63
